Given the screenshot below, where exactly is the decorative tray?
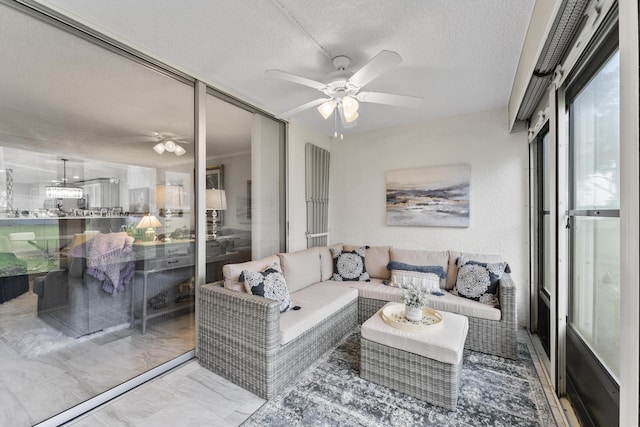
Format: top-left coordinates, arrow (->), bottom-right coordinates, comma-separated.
381,303 -> 443,333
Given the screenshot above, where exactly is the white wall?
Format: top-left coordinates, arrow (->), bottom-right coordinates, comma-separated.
287,121 -> 331,252
330,108 -> 530,326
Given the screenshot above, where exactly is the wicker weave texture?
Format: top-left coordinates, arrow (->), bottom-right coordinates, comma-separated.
358,274 -> 517,359
361,338 -> 463,410
198,283 -> 357,399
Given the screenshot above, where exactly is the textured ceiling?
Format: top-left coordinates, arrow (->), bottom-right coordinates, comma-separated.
34,0 -> 535,136
0,1 -> 534,185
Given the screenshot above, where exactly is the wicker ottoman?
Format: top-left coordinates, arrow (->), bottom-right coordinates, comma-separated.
360,302 -> 469,410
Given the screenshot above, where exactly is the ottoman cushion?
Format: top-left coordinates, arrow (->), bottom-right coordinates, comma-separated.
361,302 -> 468,365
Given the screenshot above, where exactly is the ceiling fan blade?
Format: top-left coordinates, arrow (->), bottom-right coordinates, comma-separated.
276,98 -> 330,119
348,50 -> 402,88
265,69 -> 326,90
356,91 -> 422,108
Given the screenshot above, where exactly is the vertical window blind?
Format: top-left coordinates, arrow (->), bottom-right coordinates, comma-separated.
305,143 -> 330,248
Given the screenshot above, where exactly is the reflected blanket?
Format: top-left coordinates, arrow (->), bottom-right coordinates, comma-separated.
70,232 -> 136,296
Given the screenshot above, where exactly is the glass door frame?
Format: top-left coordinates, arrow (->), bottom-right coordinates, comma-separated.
2,2 -> 287,426
533,124 -> 552,362
564,27 -> 620,427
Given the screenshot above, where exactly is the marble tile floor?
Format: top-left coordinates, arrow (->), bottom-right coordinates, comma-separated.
0,290 -> 196,426
69,330 -> 573,427
65,360 -> 265,427
1,290 -> 575,427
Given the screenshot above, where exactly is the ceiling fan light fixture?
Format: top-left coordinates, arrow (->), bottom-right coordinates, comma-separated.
174,145 -> 186,156
344,110 -> 359,123
317,100 -> 336,119
164,140 -> 176,152
341,95 -> 359,116
153,142 -> 166,154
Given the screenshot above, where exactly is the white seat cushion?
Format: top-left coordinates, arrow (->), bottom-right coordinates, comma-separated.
330,279 -> 403,302
362,302 -> 468,365
426,290 -> 501,321
338,279 -> 500,321
279,282 -> 358,345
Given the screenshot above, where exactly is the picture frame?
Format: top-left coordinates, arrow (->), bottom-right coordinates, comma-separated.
206,164 -> 224,191
206,164 -> 224,226
129,187 -> 150,215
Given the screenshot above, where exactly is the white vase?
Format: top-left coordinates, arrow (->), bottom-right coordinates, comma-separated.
405,306 -> 423,322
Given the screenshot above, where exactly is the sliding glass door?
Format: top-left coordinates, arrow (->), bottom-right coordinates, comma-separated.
535,127 -> 552,358
0,3 -> 283,425
566,43 -> 620,426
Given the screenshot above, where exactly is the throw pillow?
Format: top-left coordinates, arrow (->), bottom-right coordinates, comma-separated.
331,246 -> 370,282
390,269 -> 440,292
386,261 -> 447,278
452,259 -> 507,307
241,262 -> 291,312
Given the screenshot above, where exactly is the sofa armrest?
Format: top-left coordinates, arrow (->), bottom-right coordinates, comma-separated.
198,283 -> 281,353
498,273 -> 517,323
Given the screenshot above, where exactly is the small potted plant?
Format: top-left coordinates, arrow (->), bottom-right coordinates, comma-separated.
401,283 -> 430,322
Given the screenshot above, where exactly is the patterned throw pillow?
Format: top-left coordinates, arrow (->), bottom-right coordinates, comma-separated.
331,246 -> 370,282
452,259 -> 507,307
241,262 -> 291,312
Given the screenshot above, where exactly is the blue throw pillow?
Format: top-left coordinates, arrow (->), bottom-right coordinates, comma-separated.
386,261 -> 447,278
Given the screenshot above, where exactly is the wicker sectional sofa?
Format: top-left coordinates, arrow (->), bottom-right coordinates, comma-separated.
198,244 -> 516,400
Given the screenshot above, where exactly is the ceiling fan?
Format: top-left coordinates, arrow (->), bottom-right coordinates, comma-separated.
266,50 -> 422,130
127,132 -> 189,156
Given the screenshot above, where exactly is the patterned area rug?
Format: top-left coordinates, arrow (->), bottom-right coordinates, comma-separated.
243,330 -> 557,426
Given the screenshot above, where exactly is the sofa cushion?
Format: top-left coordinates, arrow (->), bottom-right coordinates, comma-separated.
342,278 -> 501,321
452,259 -> 507,307
334,278 -> 402,302
68,256 -> 85,278
428,290 -> 501,321
241,262 -> 291,313
447,251 -> 511,289
280,282 -> 358,344
390,249 -> 448,288
343,245 -> 391,280
319,243 -> 343,281
223,255 -> 279,293
279,248 -> 322,293
331,246 -> 370,281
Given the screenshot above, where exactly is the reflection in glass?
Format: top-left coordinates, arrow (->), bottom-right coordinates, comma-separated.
0,4 -> 195,425
570,50 -> 620,379
571,217 -> 620,378
572,52 -> 620,210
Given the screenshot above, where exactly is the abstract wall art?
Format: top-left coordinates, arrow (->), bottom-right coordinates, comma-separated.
386,164 -> 471,227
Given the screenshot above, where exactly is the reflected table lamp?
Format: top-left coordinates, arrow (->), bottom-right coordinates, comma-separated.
136,214 -> 162,241
206,189 -> 227,239
157,184 -> 184,242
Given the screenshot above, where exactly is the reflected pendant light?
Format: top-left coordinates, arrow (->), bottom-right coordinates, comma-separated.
45,158 -> 83,199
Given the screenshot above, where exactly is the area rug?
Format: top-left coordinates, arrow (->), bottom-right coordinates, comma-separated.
243,330 -> 557,426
